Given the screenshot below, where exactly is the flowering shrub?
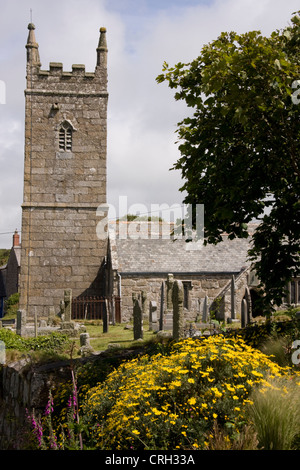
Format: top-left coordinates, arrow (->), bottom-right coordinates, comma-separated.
26,370 -> 84,450
81,335 -> 293,450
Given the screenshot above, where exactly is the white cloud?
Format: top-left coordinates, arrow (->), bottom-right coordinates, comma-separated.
0,0 -> 299,246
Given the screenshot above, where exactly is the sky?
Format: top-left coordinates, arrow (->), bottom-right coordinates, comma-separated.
0,0 -> 299,248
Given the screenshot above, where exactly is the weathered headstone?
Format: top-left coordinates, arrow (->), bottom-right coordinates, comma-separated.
79,332 -> 94,356
244,287 -> 252,324
133,298 -> 143,340
196,298 -> 201,322
163,274 -> 175,330
60,289 -> 81,335
60,300 -> 65,320
166,273 -> 174,310
241,299 -> 248,328
64,289 -> 72,322
202,295 -> 209,322
159,281 -> 164,331
231,275 -> 236,320
48,306 -> 56,326
34,309 -> 38,338
141,291 -> 148,320
16,309 -> 26,336
172,280 -> 184,341
103,300 -> 109,333
0,340 -> 5,365
149,300 -> 158,332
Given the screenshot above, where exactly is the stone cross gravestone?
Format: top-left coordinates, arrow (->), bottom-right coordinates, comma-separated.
64,289 -> 72,322
149,300 -> 158,332
166,273 -> 174,310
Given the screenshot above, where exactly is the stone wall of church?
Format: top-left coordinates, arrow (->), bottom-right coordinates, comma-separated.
117,271 -> 249,324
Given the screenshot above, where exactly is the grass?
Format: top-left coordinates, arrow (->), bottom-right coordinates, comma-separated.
75,321 -> 158,353
248,376 -> 300,450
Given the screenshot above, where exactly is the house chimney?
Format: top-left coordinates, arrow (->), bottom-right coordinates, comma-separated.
13,230 -> 20,247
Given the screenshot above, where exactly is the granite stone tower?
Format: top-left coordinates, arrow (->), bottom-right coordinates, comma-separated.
19,23 -> 108,317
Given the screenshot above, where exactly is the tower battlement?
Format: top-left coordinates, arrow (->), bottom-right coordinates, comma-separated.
26,24 -> 108,92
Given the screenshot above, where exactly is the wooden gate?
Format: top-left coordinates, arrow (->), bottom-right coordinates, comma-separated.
72,296 -> 121,323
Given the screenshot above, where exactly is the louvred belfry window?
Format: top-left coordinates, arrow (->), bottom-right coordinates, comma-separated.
59,121 -> 73,151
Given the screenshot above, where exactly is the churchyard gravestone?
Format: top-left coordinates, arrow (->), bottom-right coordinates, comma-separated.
79,332 -> 94,357
16,310 -> 26,336
149,300 -> 158,332
141,291 -> 148,321
159,281 -> 164,331
202,295 -> 209,322
173,280 -> 184,341
241,299 -> 248,328
133,297 -> 143,340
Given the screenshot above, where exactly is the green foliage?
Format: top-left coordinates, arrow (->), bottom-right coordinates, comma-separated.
5,293 -> 19,310
0,328 -> 71,355
4,293 -> 19,318
0,249 -> 10,266
157,12 -> 300,310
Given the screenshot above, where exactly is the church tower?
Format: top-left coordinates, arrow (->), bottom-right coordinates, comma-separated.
19,23 -> 108,317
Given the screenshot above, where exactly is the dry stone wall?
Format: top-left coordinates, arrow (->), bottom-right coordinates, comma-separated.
0,358 -> 71,449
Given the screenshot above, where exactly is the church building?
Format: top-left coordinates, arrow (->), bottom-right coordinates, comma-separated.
16,23 -> 287,324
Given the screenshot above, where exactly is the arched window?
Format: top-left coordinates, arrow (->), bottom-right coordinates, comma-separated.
59,121 -> 73,151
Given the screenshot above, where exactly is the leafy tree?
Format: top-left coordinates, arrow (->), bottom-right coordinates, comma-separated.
157,12 -> 300,310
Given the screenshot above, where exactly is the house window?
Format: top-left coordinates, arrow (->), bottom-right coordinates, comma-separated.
59,121 -> 72,151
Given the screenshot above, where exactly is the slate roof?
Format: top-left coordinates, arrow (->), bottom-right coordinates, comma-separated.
110,223 -> 256,275
12,246 -> 21,267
